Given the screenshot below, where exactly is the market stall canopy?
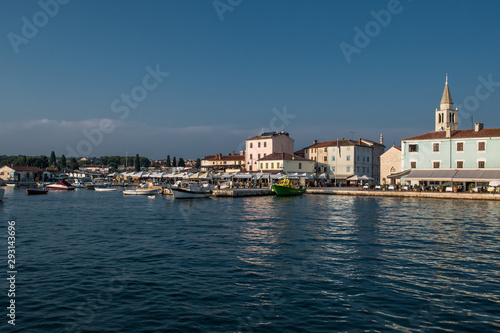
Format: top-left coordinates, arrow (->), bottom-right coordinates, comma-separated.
405,169 -> 500,182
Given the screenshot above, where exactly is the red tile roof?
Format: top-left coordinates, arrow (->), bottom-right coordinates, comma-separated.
11,166 -> 44,172
202,154 -> 245,161
402,128 -> 500,141
258,152 -> 313,162
304,139 -> 371,149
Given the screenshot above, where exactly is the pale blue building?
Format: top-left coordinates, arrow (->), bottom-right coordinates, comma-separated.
400,77 -> 500,185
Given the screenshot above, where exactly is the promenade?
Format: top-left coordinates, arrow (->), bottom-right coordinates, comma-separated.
306,188 -> 500,201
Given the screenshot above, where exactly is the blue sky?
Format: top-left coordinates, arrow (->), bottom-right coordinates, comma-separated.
1,0 -> 500,159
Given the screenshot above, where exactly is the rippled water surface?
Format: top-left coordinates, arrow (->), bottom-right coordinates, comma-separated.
1,187 -> 500,332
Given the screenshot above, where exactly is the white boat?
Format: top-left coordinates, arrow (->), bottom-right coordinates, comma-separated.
171,182 -> 212,199
123,183 -> 161,196
95,187 -> 117,192
46,180 -> 75,191
0,188 -> 4,201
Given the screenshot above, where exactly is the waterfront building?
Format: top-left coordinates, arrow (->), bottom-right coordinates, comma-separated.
303,137 -> 385,183
258,152 -> 315,173
0,166 -> 44,182
79,164 -> 110,174
380,146 -> 402,185
245,131 -> 294,172
401,76 -> 500,184
201,153 -> 245,172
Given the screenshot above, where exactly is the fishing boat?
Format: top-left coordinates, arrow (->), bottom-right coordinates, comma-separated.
26,187 -> 49,195
272,176 -> 305,196
171,182 -> 212,199
46,180 -> 75,191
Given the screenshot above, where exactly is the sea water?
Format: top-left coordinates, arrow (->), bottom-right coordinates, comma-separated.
1,187 -> 499,332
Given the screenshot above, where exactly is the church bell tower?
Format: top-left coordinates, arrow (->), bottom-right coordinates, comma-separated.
435,74 -> 458,131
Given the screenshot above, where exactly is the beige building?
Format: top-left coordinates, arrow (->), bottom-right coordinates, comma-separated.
258,153 -> 315,173
201,153 -> 245,172
304,137 -> 385,182
380,146 -> 402,184
0,166 -> 44,182
245,131 -> 294,172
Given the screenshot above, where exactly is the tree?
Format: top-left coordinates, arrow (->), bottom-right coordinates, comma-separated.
172,157 -> 177,168
135,154 -> 140,172
166,155 -> 171,168
69,157 -> 79,170
60,155 -> 67,170
195,158 -> 201,169
140,157 -> 151,169
178,158 -> 185,167
39,155 -> 49,169
49,151 -> 56,167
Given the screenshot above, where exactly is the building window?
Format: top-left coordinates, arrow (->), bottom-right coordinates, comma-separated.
299,163 -> 302,169
346,166 -> 350,172
323,156 -> 327,162
362,156 -> 365,162
277,163 -> 280,168
478,161 -> 485,168
478,142 -> 485,151
250,154 -> 253,159
362,167 -> 365,173
357,167 -> 360,172
367,157 -> 369,162
433,143 -> 440,152
332,148 -> 335,152
258,154 -> 261,159
260,163 -> 263,169
456,142 -> 464,152
410,161 -> 416,169
332,156 -> 335,161
258,142 -> 261,148
332,166 -> 335,172
264,142 -> 266,148
357,156 -> 359,161
347,147 -> 350,151
456,161 -> 464,168
250,143 -> 253,148
265,163 -> 268,169
264,153 -> 266,157
346,155 -> 350,161
433,161 -> 440,169
323,148 -> 326,152
409,144 -> 418,152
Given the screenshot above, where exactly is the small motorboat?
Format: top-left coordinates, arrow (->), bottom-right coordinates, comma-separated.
123,183 -> 161,196
171,182 -> 212,199
272,176 -> 305,196
46,180 -> 76,191
26,187 -> 49,195
94,186 -> 117,192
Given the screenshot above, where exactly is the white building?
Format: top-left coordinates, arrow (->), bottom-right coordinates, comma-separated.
258,152 -> 315,173
245,131 -> 294,172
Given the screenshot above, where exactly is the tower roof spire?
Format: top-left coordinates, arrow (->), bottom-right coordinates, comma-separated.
440,74 -> 453,107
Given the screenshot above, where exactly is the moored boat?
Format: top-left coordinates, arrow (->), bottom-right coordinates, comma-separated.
123,183 -> 161,195
171,182 -> 212,199
95,187 -> 117,192
46,180 -> 75,191
272,176 -> 305,196
26,187 -> 49,195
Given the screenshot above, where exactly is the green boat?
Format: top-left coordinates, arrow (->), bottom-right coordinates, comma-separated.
272,176 -> 306,196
